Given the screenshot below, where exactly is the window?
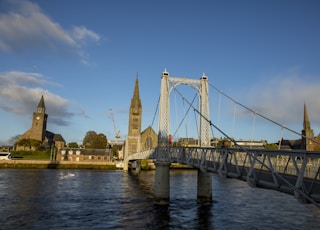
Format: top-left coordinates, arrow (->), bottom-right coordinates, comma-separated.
145,136 -> 153,149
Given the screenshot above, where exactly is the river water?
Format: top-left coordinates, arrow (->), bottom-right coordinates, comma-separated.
0,169 -> 320,229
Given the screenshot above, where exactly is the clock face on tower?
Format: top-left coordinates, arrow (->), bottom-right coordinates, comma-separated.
36,116 -> 40,120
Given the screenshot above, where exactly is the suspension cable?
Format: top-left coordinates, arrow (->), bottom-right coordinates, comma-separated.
173,86 -> 179,137
217,91 -> 222,128
151,95 -> 160,127
251,112 -> 257,143
171,89 -> 198,138
194,107 -> 200,141
170,83 -> 320,208
183,99 -> 188,139
232,102 -> 237,138
173,86 -> 236,146
208,82 -> 320,144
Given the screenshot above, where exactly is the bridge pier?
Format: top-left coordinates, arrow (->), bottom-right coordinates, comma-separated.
123,160 -> 128,171
154,161 -> 171,205
135,160 -> 141,172
197,170 -> 212,203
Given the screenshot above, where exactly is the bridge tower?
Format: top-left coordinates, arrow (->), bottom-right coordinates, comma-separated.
155,69 -> 212,204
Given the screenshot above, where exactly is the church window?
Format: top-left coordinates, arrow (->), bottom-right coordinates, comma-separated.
145,136 -> 153,149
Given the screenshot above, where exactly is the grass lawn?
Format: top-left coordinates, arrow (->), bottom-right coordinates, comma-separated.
11,150 -> 51,160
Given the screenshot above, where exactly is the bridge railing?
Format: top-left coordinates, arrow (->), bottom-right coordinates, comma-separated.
168,146 -> 320,206
127,148 -> 157,161
128,146 -> 320,206
165,147 -> 320,178
128,147 -> 320,180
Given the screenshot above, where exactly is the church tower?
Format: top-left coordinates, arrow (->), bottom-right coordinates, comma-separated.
19,95 -> 48,143
302,102 -> 314,150
127,75 -> 142,155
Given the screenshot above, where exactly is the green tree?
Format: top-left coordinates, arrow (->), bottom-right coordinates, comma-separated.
9,135 -> 21,146
82,131 -> 108,149
265,143 -> 278,150
68,142 -> 79,148
16,139 -> 42,148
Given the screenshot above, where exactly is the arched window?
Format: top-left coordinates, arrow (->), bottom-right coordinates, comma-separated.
145,136 -> 153,149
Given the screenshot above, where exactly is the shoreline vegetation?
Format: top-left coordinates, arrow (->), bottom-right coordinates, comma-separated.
0,160 -> 117,170
0,159 -> 192,170
0,150 -> 192,170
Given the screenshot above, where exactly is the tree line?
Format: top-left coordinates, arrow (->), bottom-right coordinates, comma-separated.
68,131 -> 108,149
9,131 -> 109,150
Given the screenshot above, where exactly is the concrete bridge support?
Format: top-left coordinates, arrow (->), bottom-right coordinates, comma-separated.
123,160 -> 128,171
197,170 -> 213,203
134,160 -> 141,172
154,161 -> 171,205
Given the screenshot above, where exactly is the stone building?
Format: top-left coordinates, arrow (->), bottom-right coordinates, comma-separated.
57,148 -> 112,162
56,75 -> 157,163
126,75 -> 158,156
16,96 -> 66,151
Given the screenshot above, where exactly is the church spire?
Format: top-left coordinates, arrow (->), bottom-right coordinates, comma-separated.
131,74 -> 142,108
37,95 -> 46,113
303,102 -> 310,130
302,102 -> 314,150
127,74 -> 143,156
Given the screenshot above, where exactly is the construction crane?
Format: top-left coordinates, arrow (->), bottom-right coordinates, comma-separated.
109,109 -> 121,140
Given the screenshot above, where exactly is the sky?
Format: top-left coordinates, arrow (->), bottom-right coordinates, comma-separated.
1,0 -> 320,146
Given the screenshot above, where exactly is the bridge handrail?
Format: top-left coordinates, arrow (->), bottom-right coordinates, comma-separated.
128,146 -> 320,207
127,148 -> 157,161
128,146 -> 320,161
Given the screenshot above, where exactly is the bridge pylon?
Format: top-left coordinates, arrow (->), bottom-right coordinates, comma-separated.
197,74 -> 212,203
155,69 -> 212,204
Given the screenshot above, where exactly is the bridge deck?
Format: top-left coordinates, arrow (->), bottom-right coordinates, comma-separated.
127,147 -> 320,207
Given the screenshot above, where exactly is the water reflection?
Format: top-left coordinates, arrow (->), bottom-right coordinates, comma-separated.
152,204 -> 170,229
197,203 -> 213,230
0,169 -> 319,229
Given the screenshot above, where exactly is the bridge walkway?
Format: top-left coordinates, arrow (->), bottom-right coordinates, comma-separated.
128,147 -> 320,207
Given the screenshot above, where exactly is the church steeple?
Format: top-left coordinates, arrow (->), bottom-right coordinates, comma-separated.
302,102 -> 314,150
303,102 -> 310,131
37,95 -> 46,113
127,74 -> 142,155
131,75 -> 142,109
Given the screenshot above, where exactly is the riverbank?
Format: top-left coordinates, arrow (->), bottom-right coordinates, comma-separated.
0,160 -> 191,170
0,160 -> 117,170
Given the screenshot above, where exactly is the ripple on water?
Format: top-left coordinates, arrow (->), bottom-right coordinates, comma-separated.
0,169 -> 319,229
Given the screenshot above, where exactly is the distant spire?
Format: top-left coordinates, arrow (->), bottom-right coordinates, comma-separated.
37,95 -> 46,113
303,102 -> 311,130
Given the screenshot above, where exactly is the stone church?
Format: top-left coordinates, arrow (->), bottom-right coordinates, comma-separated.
125,76 -> 158,156
16,95 -> 66,151
279,103 -> 320,151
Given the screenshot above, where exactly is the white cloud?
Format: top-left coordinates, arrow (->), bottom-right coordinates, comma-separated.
246,71 -> 320,126
0,0 -> 100,63
0,71 -> 86,126
72,26 -> 100,43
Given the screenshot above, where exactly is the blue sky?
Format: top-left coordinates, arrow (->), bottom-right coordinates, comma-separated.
1,0 -> 320,145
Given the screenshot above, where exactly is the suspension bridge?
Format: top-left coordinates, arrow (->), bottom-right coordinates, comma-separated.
124,70 -> 320,208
